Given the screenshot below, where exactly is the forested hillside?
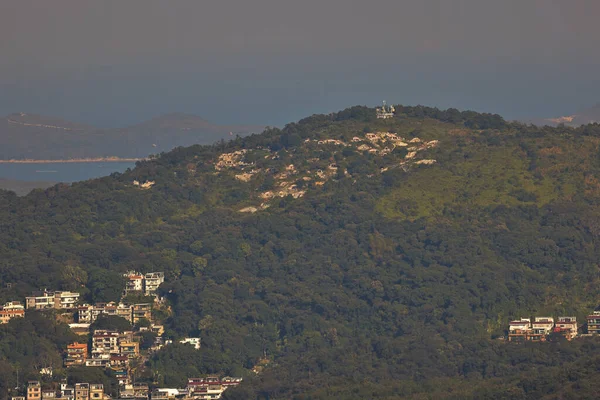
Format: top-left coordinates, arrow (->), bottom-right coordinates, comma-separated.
3,105 -> 600,399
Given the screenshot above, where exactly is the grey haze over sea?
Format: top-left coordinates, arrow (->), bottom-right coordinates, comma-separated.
0,162 -> 135,183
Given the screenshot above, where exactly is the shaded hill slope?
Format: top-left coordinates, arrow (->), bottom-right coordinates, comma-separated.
2,106 -> 600,398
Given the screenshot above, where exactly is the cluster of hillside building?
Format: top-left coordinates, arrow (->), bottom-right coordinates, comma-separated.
8,272 -> 242,399
507,312 -> 600,342
16,376 -> 242,400
123,272 -> 165,297
3,271 -> 165,330
65,327 -> 200,385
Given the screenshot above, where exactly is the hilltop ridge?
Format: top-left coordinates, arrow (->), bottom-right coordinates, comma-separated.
3,105 -> 600,398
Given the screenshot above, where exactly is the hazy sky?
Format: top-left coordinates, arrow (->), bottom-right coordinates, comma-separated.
1,0 -> 600,127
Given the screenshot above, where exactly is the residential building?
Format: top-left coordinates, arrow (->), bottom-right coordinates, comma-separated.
152,389 -> 183,399
78,302 -> 133,324
74,384 -> 89,400
587,311 -> 600,334
124,273 -> 144,294
508,318 -> 531,342
26,290 -> 79,311
89,384 -> 105,400
132,383 -> 149,399
55,291 -> 80,310
187,377 -> 242,400
151,324 -> 165,336
114,370 -> 130,386
530,317 -> 554,341
144,272 -> 165,296
109,355 -> 129,370
12,397 -> 26,400
60,383 -> 74,400
26,291 -> 54,310
77,304 -> 103,324
131,303 -> 152,324
179,337 -> 201,350
0,301 -> 25,323
119,341 -> 139,359
149,391 -> 169,400
27,381 -> 41,400
84,355 -> 111,368
555,317 -> 578,340
92,330 -> 120,357
117,303 -> 134,323
65,342 -> 88,366
41,391 -> 55,400
124,271 -> 164,297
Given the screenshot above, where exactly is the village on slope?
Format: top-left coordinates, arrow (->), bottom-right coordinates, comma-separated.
3,271 -> 243,400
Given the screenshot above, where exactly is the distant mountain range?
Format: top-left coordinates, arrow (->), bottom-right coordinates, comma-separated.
524,104 -> 600,127
0,112 -> 265,160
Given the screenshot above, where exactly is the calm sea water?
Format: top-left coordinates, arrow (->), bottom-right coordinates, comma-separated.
0,162 -> 135,183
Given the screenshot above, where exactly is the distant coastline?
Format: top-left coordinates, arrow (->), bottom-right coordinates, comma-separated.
0,157 -> 143,164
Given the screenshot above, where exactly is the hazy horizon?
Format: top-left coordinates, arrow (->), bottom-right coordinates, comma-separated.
2,0 -> 600,128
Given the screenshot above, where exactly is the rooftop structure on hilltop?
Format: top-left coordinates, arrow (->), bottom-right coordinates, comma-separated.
376,101 -> 395,119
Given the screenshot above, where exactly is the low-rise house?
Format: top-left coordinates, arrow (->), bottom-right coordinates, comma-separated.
124,273 -> 144,294
144,272 -> 165,296
60,383 -> 74,400
41,391 -> 55,400
508,318 -> 531,342
65,342 -> 88,366
114,369 -> 130,386
132,383 -> 149,399
555,316 -> 578,340
74,383 -> 89,400
151,389 -> 183,399
131,303 -> 152,324
149,391 -> 169,400
92,330 -> 120,357
151,324 -> 165,336
26,290 -> 80,311
78,302 -> 135,324
119,341 -> 140,359
530,317 -> 554,341
187,377 -> 242,400
179,338 -> 201,350
89,384 -> 106,400
85,355 -> 111,368
27,381 -> 41,400
587,311 -> 600,334
0,301 -> 25,323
